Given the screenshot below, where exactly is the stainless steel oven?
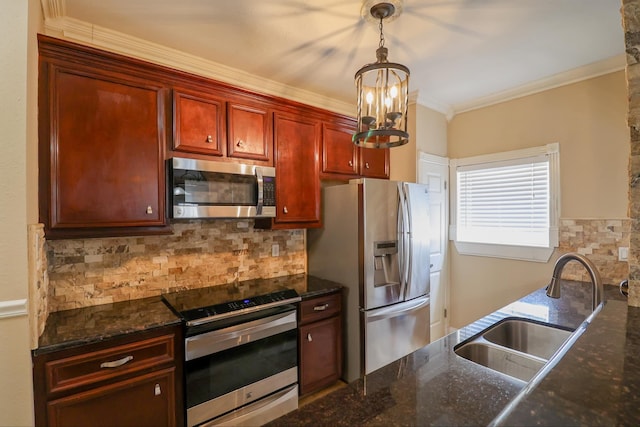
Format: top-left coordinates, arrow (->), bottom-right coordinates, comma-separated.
163,287 -> 300,427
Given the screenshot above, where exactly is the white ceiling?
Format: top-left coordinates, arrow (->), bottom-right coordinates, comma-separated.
52,0 -> 626,116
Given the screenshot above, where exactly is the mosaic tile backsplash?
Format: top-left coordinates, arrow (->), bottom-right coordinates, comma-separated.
558,218 -> 630,285
46,220 -> 306,312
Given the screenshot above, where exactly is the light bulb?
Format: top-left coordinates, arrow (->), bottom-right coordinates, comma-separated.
366,91 -> 374,104
390,85 -> 398,98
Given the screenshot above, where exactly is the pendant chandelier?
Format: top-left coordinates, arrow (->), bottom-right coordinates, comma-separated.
353,2 -> 409,149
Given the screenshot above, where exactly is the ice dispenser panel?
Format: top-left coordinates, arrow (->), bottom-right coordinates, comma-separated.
373,240 -> 400,287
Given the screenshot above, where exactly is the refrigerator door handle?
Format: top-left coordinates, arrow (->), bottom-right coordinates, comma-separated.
398,183 -> 412,300
402,182 -> 414,300
365,295 -> 430,322
396,189 -> 406,297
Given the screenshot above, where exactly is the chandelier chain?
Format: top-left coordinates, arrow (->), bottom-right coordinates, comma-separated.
378,18 -> 385,48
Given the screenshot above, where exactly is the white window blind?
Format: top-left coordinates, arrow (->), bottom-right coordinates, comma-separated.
450,143 -> 559,262
457,155 -> 550,247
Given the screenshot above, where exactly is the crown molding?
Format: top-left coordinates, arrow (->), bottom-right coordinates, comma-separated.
41,9 -> 355,116
410,91 -> 455,121
452,54 -> 627,115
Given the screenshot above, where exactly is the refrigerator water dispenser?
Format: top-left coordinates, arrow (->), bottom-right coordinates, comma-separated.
373,240 -> 400,287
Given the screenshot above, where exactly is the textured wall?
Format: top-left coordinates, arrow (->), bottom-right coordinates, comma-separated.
46,220 -> 306,312
558,219 -> 630,285
623,0 -> 640,307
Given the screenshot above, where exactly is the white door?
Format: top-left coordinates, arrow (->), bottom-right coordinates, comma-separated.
418,152 -> 449,341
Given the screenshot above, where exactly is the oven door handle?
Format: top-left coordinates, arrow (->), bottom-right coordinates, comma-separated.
185,310 -> 297,361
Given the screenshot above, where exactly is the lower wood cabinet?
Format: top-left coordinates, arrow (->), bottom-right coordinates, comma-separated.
33,326 -> 183,427
298,291 -> 343,396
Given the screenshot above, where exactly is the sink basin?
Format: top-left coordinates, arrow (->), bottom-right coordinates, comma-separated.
454,342 -> 545,382
482,318 -> 573,360
454,317 -> 574,382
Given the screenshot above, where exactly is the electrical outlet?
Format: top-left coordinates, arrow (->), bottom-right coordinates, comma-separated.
272,244 -> 280,257
619,247 -> 629,261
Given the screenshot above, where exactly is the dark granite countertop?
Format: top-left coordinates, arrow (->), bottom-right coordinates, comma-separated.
34,296 -> 181,356
268,281 -> 631,426
34,274 -> 342,356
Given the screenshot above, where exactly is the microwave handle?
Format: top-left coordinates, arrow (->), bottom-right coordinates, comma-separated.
256,168 -> 264,215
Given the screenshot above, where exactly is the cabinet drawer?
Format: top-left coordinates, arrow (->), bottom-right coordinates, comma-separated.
45,334 -> 175,395
299,292 -> 342,324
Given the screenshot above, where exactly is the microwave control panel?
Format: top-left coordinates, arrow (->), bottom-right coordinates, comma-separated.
263,177 -> 276,207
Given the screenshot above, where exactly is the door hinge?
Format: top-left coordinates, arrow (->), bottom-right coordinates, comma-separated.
444,308 -> 447,318
444,180 -> 447,190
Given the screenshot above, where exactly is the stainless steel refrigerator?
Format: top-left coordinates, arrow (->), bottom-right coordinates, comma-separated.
308,178 -> 430,382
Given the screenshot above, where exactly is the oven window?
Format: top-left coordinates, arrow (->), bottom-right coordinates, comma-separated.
173,169 -> 257,206
185,329 -> 297,408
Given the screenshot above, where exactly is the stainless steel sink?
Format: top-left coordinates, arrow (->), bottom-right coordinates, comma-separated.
482,318 -> 572,360
454,317 -> 574,382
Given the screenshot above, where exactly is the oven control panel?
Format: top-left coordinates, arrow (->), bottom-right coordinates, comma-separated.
179,288 -> 300,325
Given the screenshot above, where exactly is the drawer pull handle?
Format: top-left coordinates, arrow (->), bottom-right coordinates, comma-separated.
313,303 -> 329,311
307,333 -> 312,342
100,355 -> 133,369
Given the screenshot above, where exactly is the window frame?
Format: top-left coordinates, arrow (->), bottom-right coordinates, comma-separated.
449,143 -> 560,262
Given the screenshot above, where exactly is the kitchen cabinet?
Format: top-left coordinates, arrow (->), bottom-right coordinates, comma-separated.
38,36 -> 170,239
320,120 -> 390,180
173,88 -> 225,156
227,98 -> 272,163
298,290 -> 343,396
173,90 -> 274,164
32,325 -> 183,427
256,111 -> 321,229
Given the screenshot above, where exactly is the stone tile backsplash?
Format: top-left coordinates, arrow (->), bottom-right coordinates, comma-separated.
44,217 -> 630,314
558,218 -> 630,285
46,220 -> 306,312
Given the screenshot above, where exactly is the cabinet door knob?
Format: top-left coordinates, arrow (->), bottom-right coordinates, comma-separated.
154,384 -> 161,396
236,139 -> 245,147
348,160 -> 353,167
307,333 -> 313,342
365,162 -> 370,169
283,206 -> 288,214
206,135 -> 213,143
146,206 -> 153,214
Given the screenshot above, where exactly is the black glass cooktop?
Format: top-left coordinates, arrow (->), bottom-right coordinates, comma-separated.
162,278 -> 301,325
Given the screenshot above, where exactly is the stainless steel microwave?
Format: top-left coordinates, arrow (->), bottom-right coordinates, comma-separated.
169,157 -> 276,219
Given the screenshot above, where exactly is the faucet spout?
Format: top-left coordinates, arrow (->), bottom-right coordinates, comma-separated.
546,252 -> 603,311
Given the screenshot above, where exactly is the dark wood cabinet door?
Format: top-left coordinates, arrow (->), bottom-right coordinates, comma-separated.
299,316 -> 343,396
321,122 -> 358,178
42,64 -> 167,237
173,89 -> 225,156
360,146 -> 390,179
227,101 -> 272,163
47,368 -> 176,427
272,112 -> 321,227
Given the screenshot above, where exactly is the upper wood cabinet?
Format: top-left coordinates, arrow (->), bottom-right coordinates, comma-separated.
359,145 -> 390,179
38,36 -> 170,238
227,99 -> 272,163
173,89 -> 225,156
260,112 -> 321,229
320,119 -> 390,180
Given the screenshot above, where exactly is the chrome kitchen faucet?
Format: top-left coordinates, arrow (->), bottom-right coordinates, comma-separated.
546,252 -> 603,312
